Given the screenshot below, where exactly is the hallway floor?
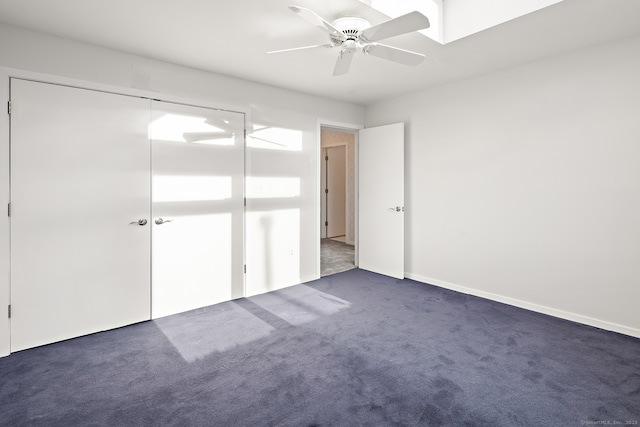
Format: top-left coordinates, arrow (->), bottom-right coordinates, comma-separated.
321,238 -> 355,276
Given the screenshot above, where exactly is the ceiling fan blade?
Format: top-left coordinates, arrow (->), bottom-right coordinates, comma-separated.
363,43 -> 425,66
289,5 -> 345,39
333,49 -> 355,76
359,11 -> 430,43
267,44 -> 334,55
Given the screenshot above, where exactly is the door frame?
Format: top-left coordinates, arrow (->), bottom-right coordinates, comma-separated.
316,120 -> 362,278
0,67 -> 250,356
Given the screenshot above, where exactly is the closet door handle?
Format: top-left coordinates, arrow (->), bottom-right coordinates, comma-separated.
155,218 -> 172,225
130,219 -> 148,226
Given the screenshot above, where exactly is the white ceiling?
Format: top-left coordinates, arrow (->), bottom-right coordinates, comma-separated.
1,0 -> 639,105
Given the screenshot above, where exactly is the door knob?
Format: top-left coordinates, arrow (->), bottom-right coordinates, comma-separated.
155,218 -> 173,225
130,219 -> 148,226
388,206 -> 403,212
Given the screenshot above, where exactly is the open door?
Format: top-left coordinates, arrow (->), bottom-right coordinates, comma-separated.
358,123 -> 404,279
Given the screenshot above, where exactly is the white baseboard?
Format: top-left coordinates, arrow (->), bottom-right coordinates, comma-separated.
404,272 -> 640,339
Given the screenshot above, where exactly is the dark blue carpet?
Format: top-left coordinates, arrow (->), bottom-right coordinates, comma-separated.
1,269 -> 638,426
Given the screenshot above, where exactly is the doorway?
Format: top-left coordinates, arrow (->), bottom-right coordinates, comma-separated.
320,127 -> 356,276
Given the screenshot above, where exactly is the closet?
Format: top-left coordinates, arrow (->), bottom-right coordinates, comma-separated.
10,79 -> 244,351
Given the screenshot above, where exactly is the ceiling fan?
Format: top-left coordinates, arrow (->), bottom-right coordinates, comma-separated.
268,5 -> 430,76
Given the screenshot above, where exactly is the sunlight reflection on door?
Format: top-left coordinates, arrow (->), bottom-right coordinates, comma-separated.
151,101 -> 244,320
152,213 -> 232,317
246,176 -> 300,199
153,175 -> 232,202
150,113 -> 236,145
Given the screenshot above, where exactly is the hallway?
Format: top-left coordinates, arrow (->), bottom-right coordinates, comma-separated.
320,238 -> 355,277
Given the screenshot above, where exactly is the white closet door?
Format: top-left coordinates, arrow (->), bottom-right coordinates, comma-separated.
150,101 -> 245,318
10,79 -> 151,352
358,123 -> 405,279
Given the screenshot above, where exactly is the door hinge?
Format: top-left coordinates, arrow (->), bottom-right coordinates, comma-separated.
325,156 -> 328,161
325,188 -> 328,194
325,221 -> 328,227
7,203 -> 10,217
244,264 -> 246,274
7,101 -> 10,115
7,305 -> 11,319
244,197 -> 246,207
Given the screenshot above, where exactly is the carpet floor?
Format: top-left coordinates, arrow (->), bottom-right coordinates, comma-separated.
1,269 -> 639,426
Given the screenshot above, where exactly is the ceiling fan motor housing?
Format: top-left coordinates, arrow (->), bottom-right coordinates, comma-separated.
330,16 -> 371,45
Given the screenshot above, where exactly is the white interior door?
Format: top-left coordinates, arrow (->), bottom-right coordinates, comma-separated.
10,79 -> 151,352
327,146 -> 346,238
358,123 -> 404,279
150,101 -> 245,318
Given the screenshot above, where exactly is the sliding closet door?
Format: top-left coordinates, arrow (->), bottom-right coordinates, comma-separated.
150,101 -> 245,318
10,79 -> 151,352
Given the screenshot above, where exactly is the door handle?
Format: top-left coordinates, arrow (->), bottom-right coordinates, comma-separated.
155,218 -> 173,225
130,219 -> 148,226
388,206 -> 403,212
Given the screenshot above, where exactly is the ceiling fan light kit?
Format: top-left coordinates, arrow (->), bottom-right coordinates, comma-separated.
267,5 -> 430,76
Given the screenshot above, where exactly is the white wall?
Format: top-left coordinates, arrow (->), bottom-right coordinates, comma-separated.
0,23 -> 364,355
366,35 -> 640,338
